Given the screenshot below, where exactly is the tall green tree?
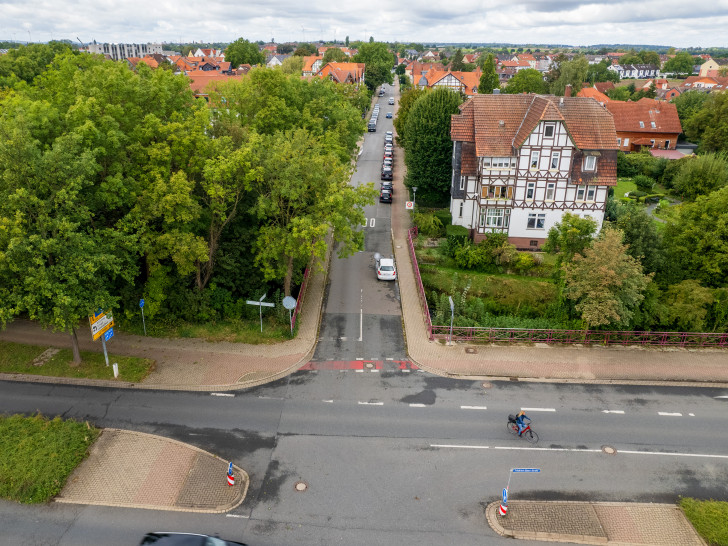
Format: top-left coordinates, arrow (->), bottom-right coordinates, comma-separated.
0,41 -> 74,88
672,153 -> 728,201
478,53 -> 499,94
550,55 -> 589,96
450,49 -> 464,72
225,37 -> 265,67
393,87 -> 430,148
293,43 -> 316,56
252,129 -> 377,296
672,90 -> 709,131
685,92 -> 728,152
661,280 -> 715,332
403,88 -> 462,204
586,59 -> 619,84
543,212 -> 597,263
562,228 -> 651,328
322,47 -> 347,64
613,202 -> 664,275
353,41 -> 394,91
505,68 -> 548,94
663,51 -> 695,75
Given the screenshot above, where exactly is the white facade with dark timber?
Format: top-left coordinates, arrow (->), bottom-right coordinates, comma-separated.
450,94 -> 618,249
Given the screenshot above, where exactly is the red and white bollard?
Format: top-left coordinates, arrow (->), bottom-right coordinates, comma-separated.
498,502 -> 508,516
227,472 -> 235,486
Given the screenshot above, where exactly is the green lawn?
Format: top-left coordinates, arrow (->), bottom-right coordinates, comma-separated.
615,177 -> 637,198
0,414 -> 100,503
0,341 -> 153,382
680,498 -> 728,546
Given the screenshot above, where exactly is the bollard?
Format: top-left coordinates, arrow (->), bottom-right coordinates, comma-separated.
498,502 -> 508,516
227,472 -> 235,486
113,363 -> 119,378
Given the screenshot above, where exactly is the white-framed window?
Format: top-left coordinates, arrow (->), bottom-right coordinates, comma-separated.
460,175 -> 466,190
544,123 -> 555,138
617,138 -> 621,146
651,121 -> 656,128
639,121 -> 645,128
526,182 -> 535,200
550,151 -> 560,170
583,155 -> 596,171
576,185 -> 586,200
624,138 -> 630,147
530,150 -> 540,169
482,158 -> 491,168
492,157 -> 516,168
458,202 -> 463,218
484,208 -> 510,228
665,140 -> 671,148
586,186 -> 596,201
546,183 -> 555,201
526,213 -> 546,229
479,207 -> 486,227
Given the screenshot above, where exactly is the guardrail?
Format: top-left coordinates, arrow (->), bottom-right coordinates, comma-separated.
407,229 -> 727,347
291,267 -> 310,332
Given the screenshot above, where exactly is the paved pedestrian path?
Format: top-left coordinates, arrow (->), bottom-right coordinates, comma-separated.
486,500 -> 706,545
56,429 -> 248,513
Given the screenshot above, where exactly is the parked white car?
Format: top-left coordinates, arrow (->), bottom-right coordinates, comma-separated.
375,255 -> 396,281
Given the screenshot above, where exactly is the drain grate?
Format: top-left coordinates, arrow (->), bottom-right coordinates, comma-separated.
465,347 -> 478,354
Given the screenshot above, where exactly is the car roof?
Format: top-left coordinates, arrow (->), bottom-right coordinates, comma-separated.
379,257 -> 394,266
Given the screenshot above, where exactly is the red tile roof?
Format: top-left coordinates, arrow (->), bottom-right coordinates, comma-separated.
186,71 -> 244,95
577,87 -> 611,103
603,98 -> 682,134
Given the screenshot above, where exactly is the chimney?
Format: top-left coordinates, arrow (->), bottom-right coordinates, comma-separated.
564,84 -> 572,97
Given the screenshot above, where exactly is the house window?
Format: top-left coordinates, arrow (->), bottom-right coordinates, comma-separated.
546,183 -> 555,201
485,208 -> 505,227
576,185 -> 586,200
651,121 -> 656,128
479,207 -> 486,228
650,139 -> 655,147
550,151 -> 560,170
527,213 -> 546,229
617,138 -> 621,146
665,140 -> 671,148
460,176 -> 466,190
544,124 -> 555,138
459,202 -> 463,218
586,186 -> 596,201
484,185 -> 513,199
624,138 -> 630,147
526,182 -> 535,200
490,157 -> 515,169
639,121 -> 645,128
530,151 -> 540,169
482,158 -> 490,168
583,155 -> 596,171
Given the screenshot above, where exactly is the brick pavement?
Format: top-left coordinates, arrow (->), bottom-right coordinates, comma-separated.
56,429 -> 248,513
486,501 -> 706,545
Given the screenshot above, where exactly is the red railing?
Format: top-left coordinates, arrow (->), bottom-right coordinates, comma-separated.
408,226 -> 432,338
407,230 -> 728,348
291,267 -> 310,332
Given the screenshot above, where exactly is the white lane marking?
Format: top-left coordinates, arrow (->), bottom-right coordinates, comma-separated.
495,446 -> 602,453
358,401 -> 384,406
658,412 -> 683,416
602,410 -> 625,414
431,444 -> 490,449
356,357 -> 363,361
461,405 -> 488,410
618,450 -> 728,460
358,308 -> 363,341
386,358 -> 394,361
371,369 -> 380,373
211,393 -> 235,397
521,407 -> 556,412
226,514 -> 250,519
258,396 -> 284,400
409,403 -> 426,408
322,400 -> 334,403
689,413 -> 695,416
402,369 -> 411,373
355,369 -> 364,373
339,336 -> 348,341
714,396 -> 728,399
339,369 -> 346,372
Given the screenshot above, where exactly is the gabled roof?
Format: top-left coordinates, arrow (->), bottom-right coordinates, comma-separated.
594,81 -> 615,93
316,62 -> 365,83
186,71 -> 244,95
423,70 -> 481,95
603,98 -> 682,134
302,55 -> 323,72
451,94 -> 618,157
577,87 -> 611,103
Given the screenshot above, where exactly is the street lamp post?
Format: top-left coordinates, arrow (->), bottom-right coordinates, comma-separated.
412,186 -> 418,207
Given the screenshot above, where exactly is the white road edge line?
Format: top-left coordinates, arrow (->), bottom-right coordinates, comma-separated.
495,446 -> 602,452
461,405 -> 488,410
359,308 -> 363,341
602,410 -> 625,414
435,445 -> 728,460
210,393 -> 235,397
658,412 -> 683,416
258,396 -> 284,400
617,450 -> 728,459
358,401 -> 384,406
714,395 -> 728,399
409,403 -> 426,408
522,407 -> 556,412
322,400 -> 334,403
401,369 -> 411,373
431,444 -> 490,449
226,514 -> 250,519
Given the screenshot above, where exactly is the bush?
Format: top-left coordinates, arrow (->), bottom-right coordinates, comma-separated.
633,174 -> 655,192
433,209 -> 452,235
443,224 -> 469,256
413,212 -> 444,237
514,252 -> 537,273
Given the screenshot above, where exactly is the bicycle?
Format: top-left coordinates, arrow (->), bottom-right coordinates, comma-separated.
507,414 -> 539,444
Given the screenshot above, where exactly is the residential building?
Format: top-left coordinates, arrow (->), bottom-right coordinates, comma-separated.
604,98 -> 682,151
316,62 -> 365,84
699,57 -> 728,77
86,41 -> 163,61
405,61 -> 444,83
416,69 -> 482,95
266,54 -> 291,68
608,64 -> 659,79
449,94 -> 618,249
576,87 -> 610,103
682,75 -> 728,92
302,55 -> 324,76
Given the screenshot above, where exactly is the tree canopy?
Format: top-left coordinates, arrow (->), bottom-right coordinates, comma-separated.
663,51 -> 695,75
505,68 -> 548,94
353,42 -> 394,91
225,38 -> 265,67
478,53 -> 499,94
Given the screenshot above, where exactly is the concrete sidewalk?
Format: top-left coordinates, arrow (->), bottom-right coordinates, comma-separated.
56,429 -> 248,513
485,500 -> 706,545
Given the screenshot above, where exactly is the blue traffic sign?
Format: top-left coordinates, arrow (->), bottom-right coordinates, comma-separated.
104,328 -> 114,342
228,462 -> 233,476
139,299 -> 145,308
512,468 -> 541,473
502,488 -> 508,504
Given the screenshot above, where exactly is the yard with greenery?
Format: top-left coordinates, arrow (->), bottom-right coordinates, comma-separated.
680,498 -> 728,546
0,414 -> 100,504
0,341 -> 153,382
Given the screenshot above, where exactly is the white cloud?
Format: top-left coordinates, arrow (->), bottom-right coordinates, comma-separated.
1,0 -> 727,47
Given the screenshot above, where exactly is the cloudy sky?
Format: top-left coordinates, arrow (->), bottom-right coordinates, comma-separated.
2,0 -> 728,48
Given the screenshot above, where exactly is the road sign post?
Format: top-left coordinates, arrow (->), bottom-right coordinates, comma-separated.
282,296 -> 297,336
139,299 -> 146,336
246,294 -> 275,333
501,468 -> 541,517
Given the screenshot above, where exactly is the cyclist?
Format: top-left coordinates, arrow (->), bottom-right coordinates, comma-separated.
515,410 -> 530,436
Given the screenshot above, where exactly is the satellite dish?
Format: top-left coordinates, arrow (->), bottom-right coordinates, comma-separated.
282,296 -> 297,310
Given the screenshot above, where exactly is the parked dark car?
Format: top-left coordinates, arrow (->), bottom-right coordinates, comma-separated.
381,181 -> 393,193
139,532 -> 247,545
379,189 -> 392,203
386,112 -> 393,118
381,168 -> 393,181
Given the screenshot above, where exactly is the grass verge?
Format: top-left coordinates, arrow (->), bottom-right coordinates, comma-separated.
680,498 -> 728,546
0,341 -> 153,382
118,317 -> 293,344
0,414 -> 100,503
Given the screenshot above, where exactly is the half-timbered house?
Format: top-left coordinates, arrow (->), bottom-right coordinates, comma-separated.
449,94 -> 618,250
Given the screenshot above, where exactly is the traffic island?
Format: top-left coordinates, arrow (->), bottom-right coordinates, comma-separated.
486,500 -> 706,545
56,429 -> 249,513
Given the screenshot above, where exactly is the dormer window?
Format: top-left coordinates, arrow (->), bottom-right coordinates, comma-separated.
583,155 -> 596,171
651,121 -> 656,128
544,123 -> 555,138
639,121 -> 645,128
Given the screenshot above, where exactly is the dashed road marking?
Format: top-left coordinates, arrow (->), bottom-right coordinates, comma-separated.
358,401 -> 384,406
522,407 -> 556,412
658,412 -> 682,416
258,396 -> 284,400
210,393 -> 235,397
461,405 -> 488,410
409,403 -> 426,408
226,514 -> 250,519
431,444 -> 490,449
322,400 -> 334,403
602,410 -> 625,414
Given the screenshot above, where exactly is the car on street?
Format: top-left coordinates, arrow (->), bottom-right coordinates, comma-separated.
139,532 -> 247,545
379,189 -> 392,203
381,167 -> 393,180
383,150 -> 393,159
375,256 -> 397,281
386,112 -> 393,118
388,97 -> 395,105
383,157 -> 393,168
381,181 -> 393,193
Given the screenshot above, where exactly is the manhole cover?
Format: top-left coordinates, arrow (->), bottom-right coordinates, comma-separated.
481,382 -> 492,389
465,347 -> 478,354
294,481 -> 308,492
365,362 -> 374,369
602,445 -> 617,455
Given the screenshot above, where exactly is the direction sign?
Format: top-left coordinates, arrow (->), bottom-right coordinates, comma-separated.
512,468 -> 541,473
139,299 -> 145,308
104,328 -> 114,342
90,314 -> 114,341
246,300 -> 275,308
502,488 -> 508,504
